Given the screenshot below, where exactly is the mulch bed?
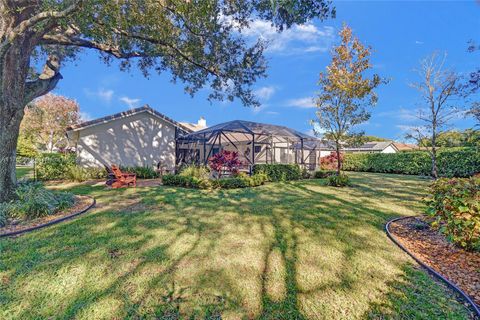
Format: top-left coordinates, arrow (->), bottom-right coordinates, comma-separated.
389,216 -> 480,307
0,195 -> 95,237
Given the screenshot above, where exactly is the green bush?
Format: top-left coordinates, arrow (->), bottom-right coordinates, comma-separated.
162,172 -> 267,189
326,174 -> 350,187
253,164 -> 302,181
342,149 -> 480,177
120,166 -> 159,179
2,181 -> 75,220
162,174 -> 201,188
179,165 -> 210,180
36,153 -> 76,180
425,177 -> 480,251
314,170 -> 337,179
66,166 -> 107,182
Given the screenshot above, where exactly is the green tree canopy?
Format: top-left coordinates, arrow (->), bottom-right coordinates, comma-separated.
0,0 -> 335,202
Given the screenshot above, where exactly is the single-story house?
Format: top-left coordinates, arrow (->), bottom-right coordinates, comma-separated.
66,105 -> 196,171
393,142 -> 419,151
177,120 -> 332,171
343,141 -> 399,154
66,106 -> 328,172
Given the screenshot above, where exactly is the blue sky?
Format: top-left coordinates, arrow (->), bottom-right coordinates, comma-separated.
53,1 -> 479,141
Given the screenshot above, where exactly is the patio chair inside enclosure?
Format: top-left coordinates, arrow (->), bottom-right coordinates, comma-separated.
176,120 -> 333,173
110,164 -> 137,188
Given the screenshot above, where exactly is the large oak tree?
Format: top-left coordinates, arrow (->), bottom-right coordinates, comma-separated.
0,0 -> 334,202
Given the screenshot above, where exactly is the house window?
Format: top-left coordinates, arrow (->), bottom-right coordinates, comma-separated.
254,145 -> 262,153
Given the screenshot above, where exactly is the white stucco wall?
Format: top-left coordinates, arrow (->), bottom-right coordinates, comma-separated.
72,111 -> 177,170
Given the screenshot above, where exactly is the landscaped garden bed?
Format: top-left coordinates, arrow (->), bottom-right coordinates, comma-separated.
388,216 -> 480,307
0,195 -> 94,237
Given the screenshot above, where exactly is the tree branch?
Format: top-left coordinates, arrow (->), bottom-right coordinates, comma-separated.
41,30 -> 220,77
7,0 -> 82,42
24,54 -> 62,103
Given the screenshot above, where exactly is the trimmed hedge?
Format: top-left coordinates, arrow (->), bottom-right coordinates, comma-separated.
252,164 -> 302,181
342,149 -> 480,178
162,173 -> 267,189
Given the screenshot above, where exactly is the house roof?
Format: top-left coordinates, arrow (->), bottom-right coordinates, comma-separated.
179,119 -> 316,142
66,105 -> 192,133
344,141 -> 398,152
179,122 -> 206,132
393,142 -> 419,151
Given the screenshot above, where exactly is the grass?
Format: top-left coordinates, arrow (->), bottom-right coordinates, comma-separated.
0,172 -> 474,319
15,166 -> 33,180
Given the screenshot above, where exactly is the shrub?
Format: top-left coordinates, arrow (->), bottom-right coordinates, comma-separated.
36,152 -> 76,180
208,150 -> 242,177
162,172 -> 267,189
2,181 -> 75,220
162,174 -> 201,188
320,152 -> 344,170
425,177 -> 480,251
253,164 -> 302,182
179,165 -> 210,180
314,170 -> 337,179
120,166 -> 159,179
326,174 -> 350,187
342,148 -> 480,178
66,166 -> 107,182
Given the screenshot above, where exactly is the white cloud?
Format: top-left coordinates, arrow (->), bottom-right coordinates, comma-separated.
265,111 -> 279,115
254,86 -> 276,101
119,96 -> 141,109
415,40 -> 424,45
84,88 -> 114,103
79,111 -> 92,121
285,97 -> 316,109
236,19 -> 335,54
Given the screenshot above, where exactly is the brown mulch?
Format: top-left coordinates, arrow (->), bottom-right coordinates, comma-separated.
389,216 -> 480,306
0,195 -> 94,236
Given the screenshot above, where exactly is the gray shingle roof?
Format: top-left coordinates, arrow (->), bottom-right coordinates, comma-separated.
66,105 -> 192,133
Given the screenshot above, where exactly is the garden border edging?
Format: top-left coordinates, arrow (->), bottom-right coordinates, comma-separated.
0,196 -> 96,238
385,216 -> 480,317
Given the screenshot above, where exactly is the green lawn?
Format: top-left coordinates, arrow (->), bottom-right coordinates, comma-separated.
0,173 -> 473,319
15,166 -> 33,180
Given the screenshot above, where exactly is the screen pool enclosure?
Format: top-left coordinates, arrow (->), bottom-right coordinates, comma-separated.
176,120 -> 331,172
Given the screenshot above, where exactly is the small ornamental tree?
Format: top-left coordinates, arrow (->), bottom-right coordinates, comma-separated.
20,93 -> 80,152
208,150 -> 242,178
312,24 -> 385,175
320,151 -> 344,170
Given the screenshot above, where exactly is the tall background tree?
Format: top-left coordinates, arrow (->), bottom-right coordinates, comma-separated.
0,0 -> 334,202
406,53 -> 468,179
20,93 -> 80,153
312,24 -> 384,174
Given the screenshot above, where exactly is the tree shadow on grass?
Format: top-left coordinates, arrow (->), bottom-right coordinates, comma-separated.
364,265 -> 477,320
0,174 -> 468,319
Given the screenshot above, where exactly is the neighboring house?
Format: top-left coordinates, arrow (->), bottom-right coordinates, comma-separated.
180,117 -> 207,132
393,142 -> 419,151
66,105 -> 192,171
344,141 -> 399,153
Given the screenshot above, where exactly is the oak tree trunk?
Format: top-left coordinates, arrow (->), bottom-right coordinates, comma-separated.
0,103 -> 24,202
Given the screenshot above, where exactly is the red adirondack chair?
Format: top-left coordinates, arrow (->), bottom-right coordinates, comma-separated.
110,164 -> 136,188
